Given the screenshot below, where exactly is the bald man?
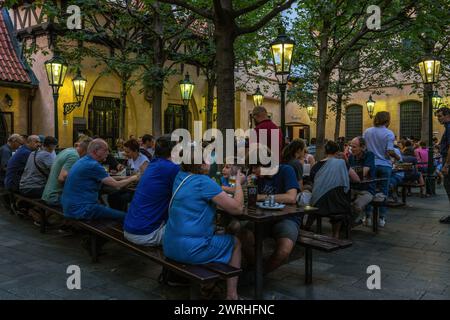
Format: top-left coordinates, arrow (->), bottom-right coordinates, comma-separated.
61,139 -> 138,221
5,135 -> 41,192
348,136 -> 376,225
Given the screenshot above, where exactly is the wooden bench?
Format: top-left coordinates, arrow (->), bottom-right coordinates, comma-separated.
297,230 -> 352,284
8,192 -> 242,299
398,182 -> 425,204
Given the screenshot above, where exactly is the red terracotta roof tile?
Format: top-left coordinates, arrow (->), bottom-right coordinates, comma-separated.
0,11 -> 31,84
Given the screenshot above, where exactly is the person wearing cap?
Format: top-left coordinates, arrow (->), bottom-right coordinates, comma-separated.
252,106 -> 283,161
19,136 -> 58,198
0,134 -> 24,188
4,135 -> 41,192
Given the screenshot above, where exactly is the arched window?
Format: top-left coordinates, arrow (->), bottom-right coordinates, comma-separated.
400,101 -> 422,139
345,105 -> 363,140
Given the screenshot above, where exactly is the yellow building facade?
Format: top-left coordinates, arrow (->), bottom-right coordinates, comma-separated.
2,5 -> 448,149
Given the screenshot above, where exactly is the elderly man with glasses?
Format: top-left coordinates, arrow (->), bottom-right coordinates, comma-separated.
0,134 -> 24,188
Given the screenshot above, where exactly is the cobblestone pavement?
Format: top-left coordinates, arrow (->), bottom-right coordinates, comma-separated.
0,186 -> 449,300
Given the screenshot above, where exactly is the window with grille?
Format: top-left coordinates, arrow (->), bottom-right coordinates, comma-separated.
400,101 -> 422,140
164,104 -> 192,133
345,105 -> 363,140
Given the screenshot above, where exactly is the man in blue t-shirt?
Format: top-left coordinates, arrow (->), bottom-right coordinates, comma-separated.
241,160 -> 300,274
348,137 -> 375,224
124,136 -> 179,246
4,135 -> 41,192
61,139 -> 138,221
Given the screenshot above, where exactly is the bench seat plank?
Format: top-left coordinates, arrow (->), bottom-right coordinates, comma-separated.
300,231 -> 352,248
297,236 -> 341,252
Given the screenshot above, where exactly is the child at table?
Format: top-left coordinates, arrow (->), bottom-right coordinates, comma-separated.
220,163 -> 236,193
218,163 -> 245,234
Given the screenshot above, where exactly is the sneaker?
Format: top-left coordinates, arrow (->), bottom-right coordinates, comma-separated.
379,218 -> 386,228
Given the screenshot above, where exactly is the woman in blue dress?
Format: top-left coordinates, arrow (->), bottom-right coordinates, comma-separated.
163,147 -> 245,300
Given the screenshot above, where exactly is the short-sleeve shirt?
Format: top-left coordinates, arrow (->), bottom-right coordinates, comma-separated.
19,150 -> 56,190
4,145 -> 33,190
287,159 -> 303,182
42,148 -> 80,204
363,126 -> 396,167
124,158 -> 180,235
255,119 -> 283,161
348,151 -> 376,194
127,153 -> 149,171
256,164 -> 300,224
61,155 -> 109,218
163,171 -> 227,264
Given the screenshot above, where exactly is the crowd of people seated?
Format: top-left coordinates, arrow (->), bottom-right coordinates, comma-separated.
0,107 -> 449,300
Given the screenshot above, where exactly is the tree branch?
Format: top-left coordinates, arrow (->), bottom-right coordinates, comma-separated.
157,0 -> 213,20
232,0 -> 271,17
236,0 -> 295,36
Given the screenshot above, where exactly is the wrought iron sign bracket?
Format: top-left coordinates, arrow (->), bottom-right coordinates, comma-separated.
63,102 -> 81,116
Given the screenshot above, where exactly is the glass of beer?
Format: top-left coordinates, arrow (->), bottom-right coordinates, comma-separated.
229,166 -> 238,187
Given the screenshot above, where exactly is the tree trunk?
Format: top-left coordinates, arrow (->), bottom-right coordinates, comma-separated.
316,70 -> 331,160
315,21 -> 331,160
421,83 -> 432,142
206,73 -> 216,130
215,28 -> 236,133
152,86 -> 163,136
151,2 -> 164,137
334,92 -> 343,141
120,80 -> 127,139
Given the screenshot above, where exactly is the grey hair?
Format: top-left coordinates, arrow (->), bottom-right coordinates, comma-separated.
8,133 -> 23,143
87,138 -> 108,154
78,137 -> 93,151
27,135 -> 40,143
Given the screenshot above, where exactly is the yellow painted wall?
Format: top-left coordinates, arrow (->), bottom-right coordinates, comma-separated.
0,87 -> 29,136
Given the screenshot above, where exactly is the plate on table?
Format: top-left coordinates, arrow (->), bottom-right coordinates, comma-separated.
257,202 -> 286,210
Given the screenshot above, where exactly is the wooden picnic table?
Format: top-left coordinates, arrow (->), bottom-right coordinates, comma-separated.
218,204 -> 318,299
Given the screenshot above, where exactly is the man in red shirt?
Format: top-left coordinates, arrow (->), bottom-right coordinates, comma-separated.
252,106 -> 283,162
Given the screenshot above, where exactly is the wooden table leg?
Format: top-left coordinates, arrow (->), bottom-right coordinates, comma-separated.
316,217 -> 322,234
401,185 -> 407,204
254,223 -> 264,299
91,234 -> 99,263
39,210 -> 47,234
305,247 -> 313,285
372,206 -> 379,234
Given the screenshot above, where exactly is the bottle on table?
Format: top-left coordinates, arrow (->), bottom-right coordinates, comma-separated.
247,175 -> 258,209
